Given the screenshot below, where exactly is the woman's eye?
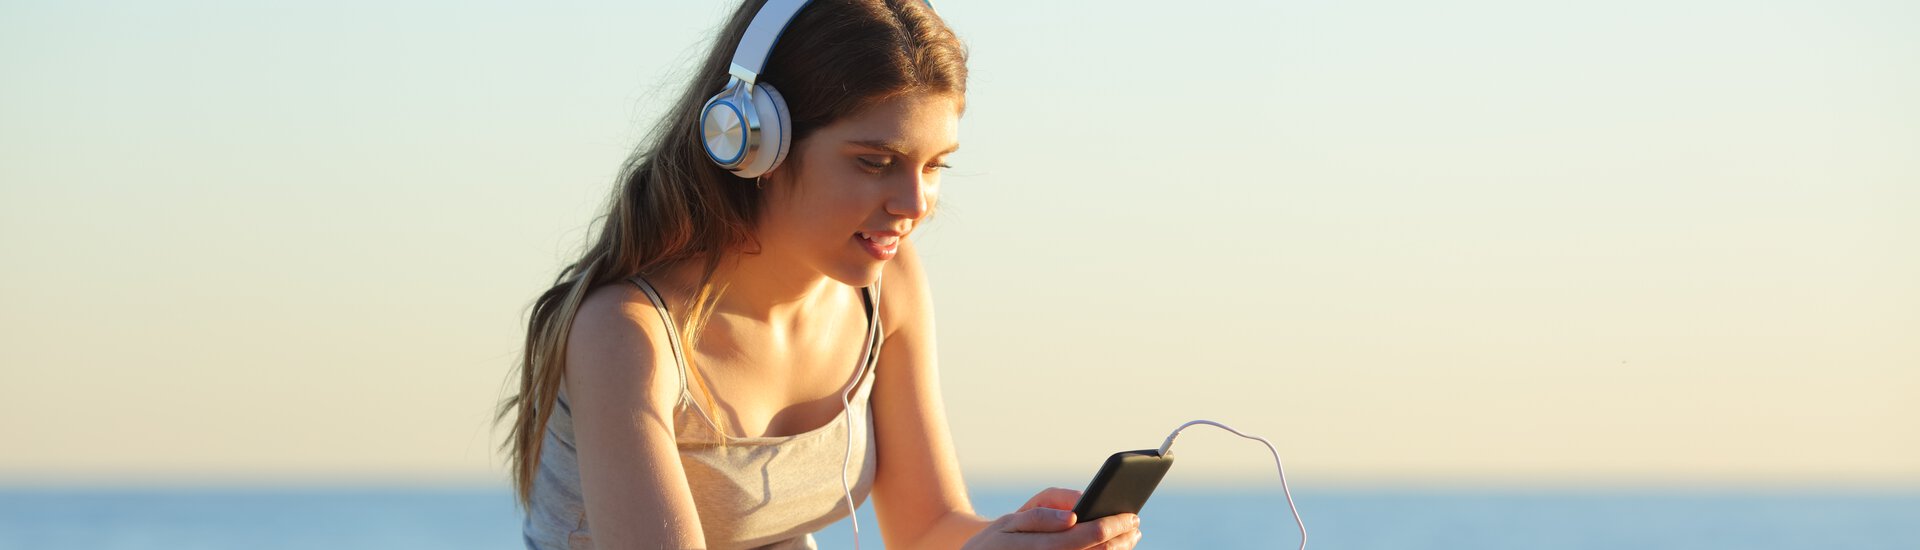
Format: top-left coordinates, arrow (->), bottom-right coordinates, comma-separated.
857,157 -> 892,171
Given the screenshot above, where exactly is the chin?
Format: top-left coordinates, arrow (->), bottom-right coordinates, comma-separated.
823,261 -> 885,288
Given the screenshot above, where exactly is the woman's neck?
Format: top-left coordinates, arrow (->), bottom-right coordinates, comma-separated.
673,249 -> 846,330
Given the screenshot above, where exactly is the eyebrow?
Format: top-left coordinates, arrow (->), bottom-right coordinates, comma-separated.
846,139 -> 960,157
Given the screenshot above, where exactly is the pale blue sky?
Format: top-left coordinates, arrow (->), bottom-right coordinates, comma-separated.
2,0 -> 1915,487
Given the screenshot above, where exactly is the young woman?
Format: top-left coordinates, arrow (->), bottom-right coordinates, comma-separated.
497,1 -> 1144,548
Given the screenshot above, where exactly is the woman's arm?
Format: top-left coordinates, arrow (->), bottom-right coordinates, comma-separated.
565,283 -> 707,549
869,240 -> 1143,550
870,237 -> 995,548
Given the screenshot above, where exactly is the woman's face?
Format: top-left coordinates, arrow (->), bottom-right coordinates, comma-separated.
755,92 -> 961,287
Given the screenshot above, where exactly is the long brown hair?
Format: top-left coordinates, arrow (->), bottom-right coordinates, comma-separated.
495,0 -> 969,510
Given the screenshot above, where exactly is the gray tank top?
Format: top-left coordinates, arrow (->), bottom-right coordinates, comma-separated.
522,274 -> 882,550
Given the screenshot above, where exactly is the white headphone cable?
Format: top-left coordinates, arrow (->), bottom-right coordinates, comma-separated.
1158,419 -> 1308,550
840,417 -> 1305,550
840,392 -> 861,550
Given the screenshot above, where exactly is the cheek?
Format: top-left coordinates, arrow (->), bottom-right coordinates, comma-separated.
777,171 -> 861,238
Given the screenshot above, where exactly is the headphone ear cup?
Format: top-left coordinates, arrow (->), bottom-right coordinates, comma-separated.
736,82 -> 792,179
698,91 -> 748,169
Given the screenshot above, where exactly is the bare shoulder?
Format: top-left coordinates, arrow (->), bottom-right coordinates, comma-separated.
879,236 -> 935,341
562,277 -> 706,547
564,279 -> 681,414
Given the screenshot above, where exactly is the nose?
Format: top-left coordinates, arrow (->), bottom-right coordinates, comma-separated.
885,171 -> 934,220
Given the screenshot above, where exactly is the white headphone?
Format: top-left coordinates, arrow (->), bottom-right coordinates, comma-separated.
698,0 -> 809,179
698,0 -> 934,180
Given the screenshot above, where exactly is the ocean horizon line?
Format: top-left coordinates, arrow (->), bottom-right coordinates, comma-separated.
4,477 -> 1917,495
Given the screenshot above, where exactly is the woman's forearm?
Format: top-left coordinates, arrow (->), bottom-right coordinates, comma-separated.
907,510 -> 994,549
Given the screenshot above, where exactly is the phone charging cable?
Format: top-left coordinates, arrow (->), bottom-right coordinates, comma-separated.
1159,419 -> 1308,550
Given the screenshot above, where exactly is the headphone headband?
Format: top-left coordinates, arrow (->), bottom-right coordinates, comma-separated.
729,0 -> 812,84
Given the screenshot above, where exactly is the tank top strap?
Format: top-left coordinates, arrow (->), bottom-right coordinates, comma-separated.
626,274 -> 693,398
864,276 -> 881,344
858,275 -> 882,380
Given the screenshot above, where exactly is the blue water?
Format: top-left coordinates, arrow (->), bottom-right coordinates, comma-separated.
1,486 -> 1916,549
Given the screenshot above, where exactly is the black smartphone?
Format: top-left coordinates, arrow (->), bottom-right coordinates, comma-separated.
1070,449 -> 1175,522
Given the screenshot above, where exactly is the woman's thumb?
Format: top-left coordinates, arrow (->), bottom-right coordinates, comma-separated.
1001,507 -> 1076,533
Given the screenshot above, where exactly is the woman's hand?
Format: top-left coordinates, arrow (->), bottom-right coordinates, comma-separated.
959,487 -> 1142,550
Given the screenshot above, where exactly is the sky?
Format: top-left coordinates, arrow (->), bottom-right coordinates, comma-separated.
1,0 -> 1915,490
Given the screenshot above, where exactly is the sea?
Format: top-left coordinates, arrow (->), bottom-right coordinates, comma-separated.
1,485 -> 1916,549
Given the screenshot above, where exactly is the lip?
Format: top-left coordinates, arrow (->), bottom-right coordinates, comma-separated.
853,231 -> 900,260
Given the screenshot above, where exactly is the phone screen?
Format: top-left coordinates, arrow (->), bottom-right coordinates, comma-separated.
1070,449 -> 1175,521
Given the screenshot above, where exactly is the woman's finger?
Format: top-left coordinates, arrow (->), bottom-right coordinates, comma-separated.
1090,529 -> 1141,550
1017,487 -> 1083,513
1063,513 -> 1139,549
1000,507 -> 1077,533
